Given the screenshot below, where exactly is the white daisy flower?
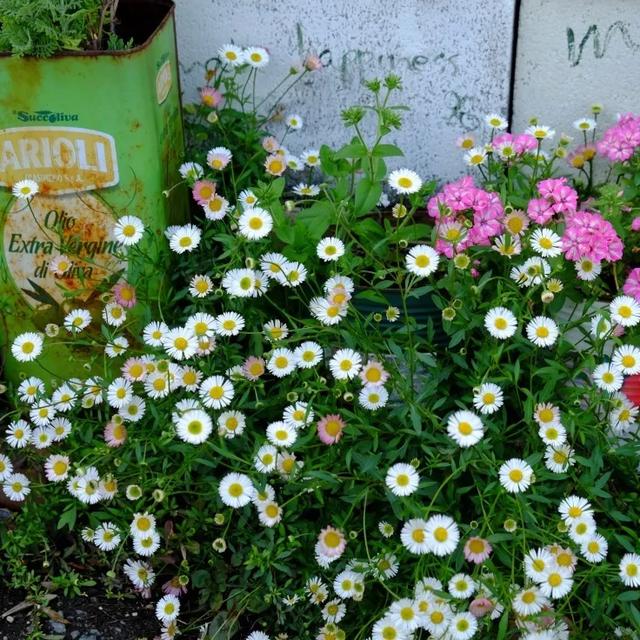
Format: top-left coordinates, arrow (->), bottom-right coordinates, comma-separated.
6,419 -> 32,448
0,454 -> 13,481
156,595 -> 180,624
218,44 -> 245,66
422,601 -> 451,635
539,566 -> 573,599
206,146 -> 232,170
143,321 -> 169,346
202,194 -> 230,220
12,179 -> 39,200
533,402 -> 562,427
530,228 -> 562,257
267,348 -> 296,377
400,518 -> 430,554
372,617 -> 408,640
424,514 -> 460,556
18,377 -> 45,404
309,296 -> 348,325
611,295 -> 640,327
175,409 -> 212,444
293,182 -> 320,196
133,530 -> 161,556
406,244 -> 439,277
559,495 -> 593,524
214,312 -> 245,336
538,422 -> 566,446
238,207 -> 273,240
464,146 -> 488,166
189,274 -> 214,298
544,443 -> 575,473
388,169 -> 423,194
254,445 -> 278,474
484,307 -> 517,339
499,458 -> 534,493
199,376 -> 234,409
106,377 -> 133,410
317,237 -> 345,261
238,189 -> 258,208
257,501 -> 283,527
388,598 -> 420,632
263,319 -> 288,342
162,328 -> 199,362
123,558 -> 155,589
524,547 -> 555,582
613,345 -> 640,375
168,224 -> 201,254
283,403 -> 314,429
485,113 -> 509,130
30,400 -> 56,426
567,516 -> 597,544
333,570 -> 359,599
64,308 -> 91,333
130,512 -> 156,538
512,586 -> 547,616
275,261 -> 307,287
329,348 -> 362,380
285,114 -> 303,130
301,149 -> 320,166
219,472 -> 254,508
294,341 -> 323,368
358,385 -> 389,410
448,573 -> 476,598
446,410 -> 484,447
385,463 -> 420,497
31,426 -> 54,449
580,534 -> 608,563
221,268 -> 257,298
593,362 -> 624,392
575,257 -> 601,281
217,411 -> 246,439
573,117 -> 596,131
3,473 -> 30,501
114,215 -> 144,246
11,332 -> 44,362
526,124 -> 555,140
93,522 -> 121,551
472,382 -> 504,414
244,46 -> 269,68
620,553 -> 640,587
526,316 -> 559,347
448,611 -> 478,640
266,421 -> 298,447
178,162 -> 203,181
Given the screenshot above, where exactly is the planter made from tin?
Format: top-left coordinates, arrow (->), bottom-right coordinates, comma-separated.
0,0 -> 186,385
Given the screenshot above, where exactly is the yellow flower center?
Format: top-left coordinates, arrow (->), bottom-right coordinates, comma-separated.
396,473 -> 409,486
324,419 -> 342,437
209,386 -> 224,399
323,531 -> 341,547
536,326 -> 550,338
412,529 -> 425,543
398,177 -> 413,188
228,483 -> 243,497
434,527 -> 448,542
458,421 -> 472,436
547,573 -> 562,587
494,317 -> 508,330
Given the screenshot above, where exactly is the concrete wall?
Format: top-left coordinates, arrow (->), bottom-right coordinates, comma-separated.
173,0 -> 640,179
513,0 -> 640,137
174,0 -> 515,181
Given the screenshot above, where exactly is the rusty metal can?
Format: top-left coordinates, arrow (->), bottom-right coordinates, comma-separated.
0,0 -> 186,385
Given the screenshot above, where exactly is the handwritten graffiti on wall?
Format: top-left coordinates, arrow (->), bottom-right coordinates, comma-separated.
567,21 -> 640,66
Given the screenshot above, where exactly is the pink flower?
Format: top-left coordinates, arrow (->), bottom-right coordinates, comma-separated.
513,133 -> 537,154
112,281 -> 137,308
317,414 -> 345,445
632,216 -> 640,231
192,180 -> 216,205
359,360 -> 389,386
562,210 -> 623,262
623,268 -> 640,302
200,86 -> 223,108
242,356 -> 266,381
104,421 -> 127,447
304,53 -> 323,71
162,577 -> 188,596
463,536 -> 492,563
597,113 -> 640,162
469,597 -> 494,618
526,198 -> 554,224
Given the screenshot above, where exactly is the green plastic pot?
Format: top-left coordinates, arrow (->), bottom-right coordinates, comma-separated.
0,0 -> 186,385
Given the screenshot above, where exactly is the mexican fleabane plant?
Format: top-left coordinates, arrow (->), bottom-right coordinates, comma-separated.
2,71 -> 640,640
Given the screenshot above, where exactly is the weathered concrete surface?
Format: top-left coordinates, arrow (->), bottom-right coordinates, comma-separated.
513,0 -> 640,138
174,0 -> 516,181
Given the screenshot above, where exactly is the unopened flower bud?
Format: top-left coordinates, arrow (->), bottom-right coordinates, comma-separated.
343,391 -> 354,402
541,290 -> 554,304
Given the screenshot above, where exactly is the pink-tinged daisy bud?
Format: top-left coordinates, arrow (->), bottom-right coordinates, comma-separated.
317,526 -> 346,558
463,536 -> 493,564
200,86 -> 223,108
469,597 -> 494,618
317,414 -> 345,445
304,53 -> 322,71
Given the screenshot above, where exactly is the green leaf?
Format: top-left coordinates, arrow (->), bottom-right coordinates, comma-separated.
334,141 -> 368,159
619,591 -> 640,602
371,143 -> 404,157
296,201 -> 334,239
354,178 -> 382,217
57,506 -> 77,531
496,608 -> 509,640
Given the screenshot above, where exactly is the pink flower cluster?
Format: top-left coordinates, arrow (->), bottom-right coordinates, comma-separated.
562,210 -> 624,263
597,113 -> 640,162
527,178 -> 578,224
492,132 -> 537,156
427,177 -> 504,256
623,268 -> 640,302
